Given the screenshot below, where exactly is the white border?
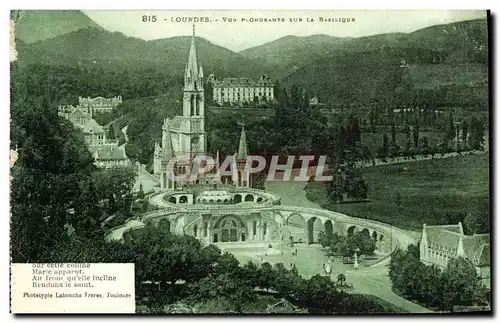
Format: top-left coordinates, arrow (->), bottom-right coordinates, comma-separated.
1,1 -> 498,322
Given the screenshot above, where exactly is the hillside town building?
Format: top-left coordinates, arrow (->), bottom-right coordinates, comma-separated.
78,95 -> 122,115
209,74 -> 275,106
420,222 -> 490,287
58,103 -> 129,168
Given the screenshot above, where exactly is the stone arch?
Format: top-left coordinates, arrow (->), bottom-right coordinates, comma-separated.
168,196 -> 176,204
217,199 -> 221,204
347,225 -> 356,237
360,228 -> 370,237
234,194 -> 242,204
158,218 -> 171,233
286,213 -> 306,227
179,195 -> 188,204
212,215 -> 247,242
307,217 -> 325,245
372,231 -> 378,241
324,220 -> 334,237
286,213 -> 306,243
244,194 -> 254,202
256,197 -> 263,203
224,199 -> 229,204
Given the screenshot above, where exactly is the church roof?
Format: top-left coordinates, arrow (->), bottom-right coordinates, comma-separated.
237,125 -> 248,159
81,118 -> 105,134
423,223 -> 490,266
93,144 -> 128,161
462,234 -> 490,266
425,227 -> 461,249
168,116 -> 190,133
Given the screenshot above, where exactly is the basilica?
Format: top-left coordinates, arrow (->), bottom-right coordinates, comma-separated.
153,26 -> 250,190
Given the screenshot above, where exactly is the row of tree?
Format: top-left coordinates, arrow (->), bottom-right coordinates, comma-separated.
389,245 -> 489,311
377,113 -> 486,159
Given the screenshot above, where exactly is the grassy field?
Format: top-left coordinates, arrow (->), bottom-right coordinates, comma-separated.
305,154 -> 490,231
403,64 -> 487,90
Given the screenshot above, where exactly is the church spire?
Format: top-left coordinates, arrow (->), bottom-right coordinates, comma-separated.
162,118 -> 174,161
186,24 -> 198,81
237,124 -> 248,160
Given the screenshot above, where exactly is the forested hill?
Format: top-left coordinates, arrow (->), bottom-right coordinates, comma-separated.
281,48 -> 489,110
240,18 -> 488,79
15,26 -> 269,78
13,10 -> 103,43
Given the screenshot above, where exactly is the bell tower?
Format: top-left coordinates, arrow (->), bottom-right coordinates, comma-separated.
181,24 -> 206,158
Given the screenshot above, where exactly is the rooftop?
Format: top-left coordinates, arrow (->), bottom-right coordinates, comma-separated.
81,118 -> 105,134
424,223 -> 490,266
213,77 -> 274,88
93,144 -> 128,161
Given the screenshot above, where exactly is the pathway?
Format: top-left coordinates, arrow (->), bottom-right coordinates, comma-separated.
121,125 -> 129,143
354,149 -> 487,169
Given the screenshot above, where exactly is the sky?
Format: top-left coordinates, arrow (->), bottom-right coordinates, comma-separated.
83,10 -> 487,52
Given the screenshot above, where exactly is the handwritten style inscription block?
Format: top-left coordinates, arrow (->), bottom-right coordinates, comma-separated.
11,263 -> 135,313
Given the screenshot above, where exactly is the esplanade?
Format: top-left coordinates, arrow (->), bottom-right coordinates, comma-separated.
106,185 -> 415,255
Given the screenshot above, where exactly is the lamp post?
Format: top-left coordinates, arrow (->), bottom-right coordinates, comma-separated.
323,258 -> 332,279
353,248 -> 360,269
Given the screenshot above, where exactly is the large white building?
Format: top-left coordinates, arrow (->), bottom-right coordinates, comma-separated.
78,95 -> 122,114
210,74 -> 274,106
153,25 -> 250,190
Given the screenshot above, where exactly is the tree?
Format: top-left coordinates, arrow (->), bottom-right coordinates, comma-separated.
413,124 -> 420,150
468,116 -> 485,150
93,166 -> 137,215
301,274 -> 340,313
336,273 -> 346,287
395,192 -> 402,208
10,90 -> 95,262
463,212 -> 490,235
258,262 -> 275,292
194,273 -> 256,313
137,183 -> 145,200
318,231 -> 330,249
445,113 -> 456,141
353,230 -> 376,255
461,120 -> 469,145
125,143 -> 140,160
251,172 -> 266,190
403,124 -> 411,152
441,257 -> 483,311
390,122 -> 396,146
368,107 -> 376,132
381,133 -> 389,156
344,168 -> 368,201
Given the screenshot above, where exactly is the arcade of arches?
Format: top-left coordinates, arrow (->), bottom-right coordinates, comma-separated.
149,210 -> 389,253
